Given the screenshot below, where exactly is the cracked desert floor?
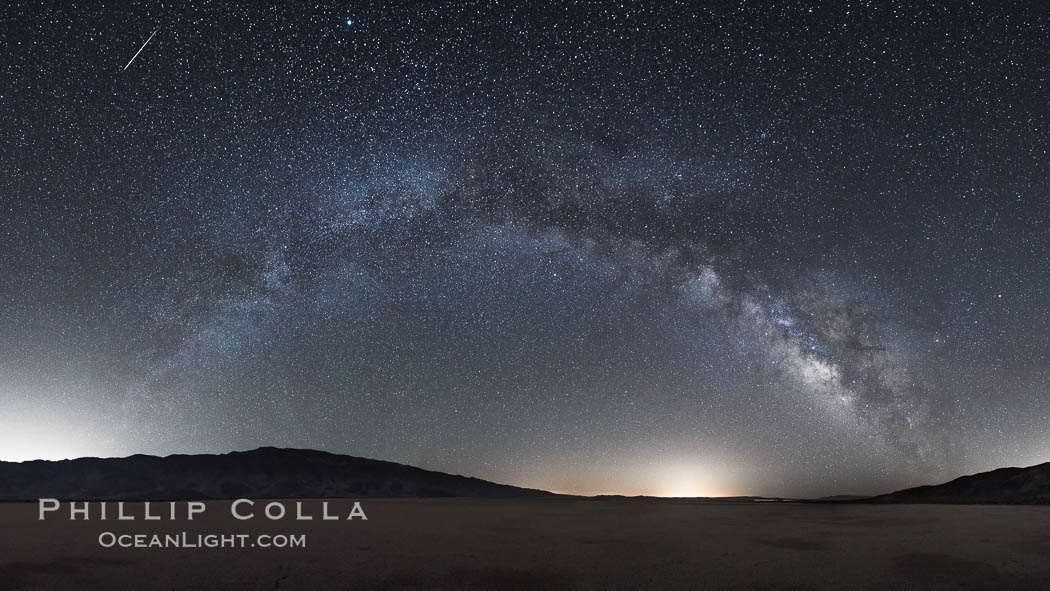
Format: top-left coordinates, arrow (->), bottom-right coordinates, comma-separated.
2,499 -> 1049,589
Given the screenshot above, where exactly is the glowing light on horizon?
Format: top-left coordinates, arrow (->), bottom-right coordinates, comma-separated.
654,462 -> 736,498
0,422 -> 86,462
0,394 -> 120,462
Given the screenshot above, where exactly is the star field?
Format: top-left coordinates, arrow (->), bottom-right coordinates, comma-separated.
1,1 -> 1048,497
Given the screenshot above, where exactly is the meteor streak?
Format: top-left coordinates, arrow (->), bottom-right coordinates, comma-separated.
122,29 -> 158,72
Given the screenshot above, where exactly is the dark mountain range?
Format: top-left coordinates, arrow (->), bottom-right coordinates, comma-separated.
0,447 -> 557,501
870,462 -> 1050,504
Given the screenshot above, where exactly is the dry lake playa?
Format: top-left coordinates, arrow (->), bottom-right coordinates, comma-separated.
2,498 -> 1049,590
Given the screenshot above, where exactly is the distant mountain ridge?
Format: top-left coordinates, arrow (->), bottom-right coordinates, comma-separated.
870,462 -> 1050,504
5,448 -> 1048,504
0,447 -> 557,501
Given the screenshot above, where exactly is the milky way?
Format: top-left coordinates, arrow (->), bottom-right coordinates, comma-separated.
2,2 -> 1048,497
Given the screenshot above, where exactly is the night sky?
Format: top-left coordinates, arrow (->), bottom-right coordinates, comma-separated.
2,1 -> 1048,498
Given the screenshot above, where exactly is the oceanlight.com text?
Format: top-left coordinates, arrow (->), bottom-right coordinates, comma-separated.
97,532 -> 306,549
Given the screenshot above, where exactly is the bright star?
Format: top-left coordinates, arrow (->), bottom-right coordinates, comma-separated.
346,18 -> 354,27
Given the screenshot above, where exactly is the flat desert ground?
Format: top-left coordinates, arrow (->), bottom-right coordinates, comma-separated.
2,499 -> 1049,590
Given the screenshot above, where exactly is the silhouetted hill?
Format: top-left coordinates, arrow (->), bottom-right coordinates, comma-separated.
870,462 -> 1050,504
0,447 -> 557,501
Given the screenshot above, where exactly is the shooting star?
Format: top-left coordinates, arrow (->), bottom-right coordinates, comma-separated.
122,29 -> 158,72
